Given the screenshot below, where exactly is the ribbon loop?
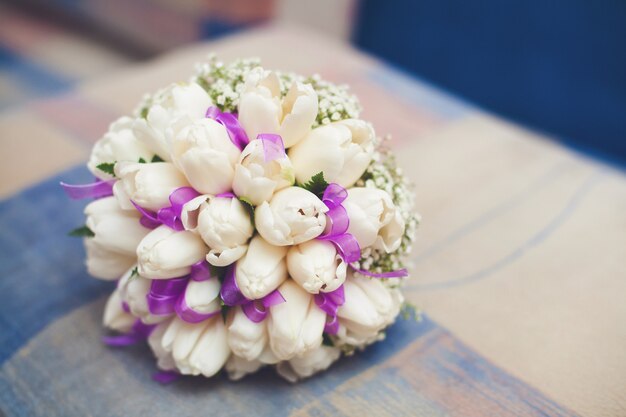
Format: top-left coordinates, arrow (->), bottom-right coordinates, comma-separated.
61,179 -> 115,199
132,187 -> 200,231
206,106 -> 249,150
314,285 -> 345,335
257,133 -> 286,162
102,319 -> 156,346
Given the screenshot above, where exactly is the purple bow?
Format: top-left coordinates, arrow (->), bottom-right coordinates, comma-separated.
314,285 -> 345,334
102,319 -> 156,347
317,183 -> 361,263
257,133 -> 286,162
206,106 -> 249,150
146,260 -> 220,323
61,179 -> 115,199
132,187 -> 200,230
220,265 -> 285,323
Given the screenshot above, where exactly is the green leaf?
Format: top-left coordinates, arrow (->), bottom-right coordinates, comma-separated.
300,171 -> 329,199
68,225 -> 94,237
96,162 -> 116,177
129,266 -> 139,281
238,197 -> 255,223
138,157 -> 146,163
151,155 -> 165,163
322,333 -> 335,347
140,106 -> 149,119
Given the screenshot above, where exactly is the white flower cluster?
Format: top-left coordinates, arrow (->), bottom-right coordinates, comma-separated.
81,57 -> 418,382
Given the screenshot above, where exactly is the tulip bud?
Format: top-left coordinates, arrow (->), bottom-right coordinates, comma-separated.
148,319 -> 177,371
232,139 -> 295,206
117,270 -> 168,325
255,187 -> 327,246
179,278 -> 221,318
133,82 -> 212,160
84,238 -> 135,280
103,289 -> 135,332
235,235 -> 287,299
85,196 -> 149,256
288,119 -> 375,188
114,162 -> 190,211
170,118 -> 240,195
153,316 -> 231,377
343,187 -> 405,252
225,355 -> 263,381
238,69 -> 318,148
287,240 -> 347,294
336,273 -> 404,346
88,117 -> 153,180
188,196 -> 253,267
276,345 -> 341,382
136,225 -> 207,279
267,280 -> 326,360
226,306 -> 268,360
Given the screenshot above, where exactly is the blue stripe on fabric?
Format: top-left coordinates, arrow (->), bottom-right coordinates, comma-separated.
0,166 -> 112,364
366,63 -> 476,119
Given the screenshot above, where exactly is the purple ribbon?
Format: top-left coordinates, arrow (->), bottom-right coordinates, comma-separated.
60,179 -> 115,199
132,187 -> 200,230
220,265 -> 286,323
257,133 -> 286,162
314,285 -> 345,334
102,319 -> 156,346
206,106 -> 249,150
152,370 -> 180,384
146,260 -> 219,322
317,183 -> 361,263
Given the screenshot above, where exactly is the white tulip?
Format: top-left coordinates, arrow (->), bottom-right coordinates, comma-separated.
151,316 -> 231,377
182,196 -> 253,267
287,240 -> 347,294
255,187 -> 327,246
113,161 -> 190,211
289,119 -> 375,188
226,306 -> 268,361
136,225 -> 207,279
148,319 -> 177,371
85,196 -> 149,256
235,235 -> 287,299
267,280 -> 326,360
133,82 -> 212,160
88,117 -> 153,180
170,118 -> 240,195
118,272 -> 168,325
343,187 -> 405,252
179,278 -> 222,318
103,289 -> 135,333
225,355 -> 263,381
238,69 -> 318,148
336,273 -> 404,346
276,345 -> 341,382
84,238 -> 135,280
232,138 -> 295,206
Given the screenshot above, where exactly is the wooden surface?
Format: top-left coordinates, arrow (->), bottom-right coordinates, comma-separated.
0,25 -> 624,417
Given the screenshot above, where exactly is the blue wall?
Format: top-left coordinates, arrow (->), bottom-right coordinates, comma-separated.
354,1 -> 626,162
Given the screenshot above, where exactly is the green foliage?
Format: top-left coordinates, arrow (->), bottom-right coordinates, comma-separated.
96,162 -> 116,176
151,155 -> 164,163
300,172 -> 329,199
68,225 -> 94,238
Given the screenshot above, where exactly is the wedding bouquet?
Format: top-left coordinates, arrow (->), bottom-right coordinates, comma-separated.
62,56 -> 419,382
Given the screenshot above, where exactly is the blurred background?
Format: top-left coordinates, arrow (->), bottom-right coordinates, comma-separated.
1,0 -> 625,163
